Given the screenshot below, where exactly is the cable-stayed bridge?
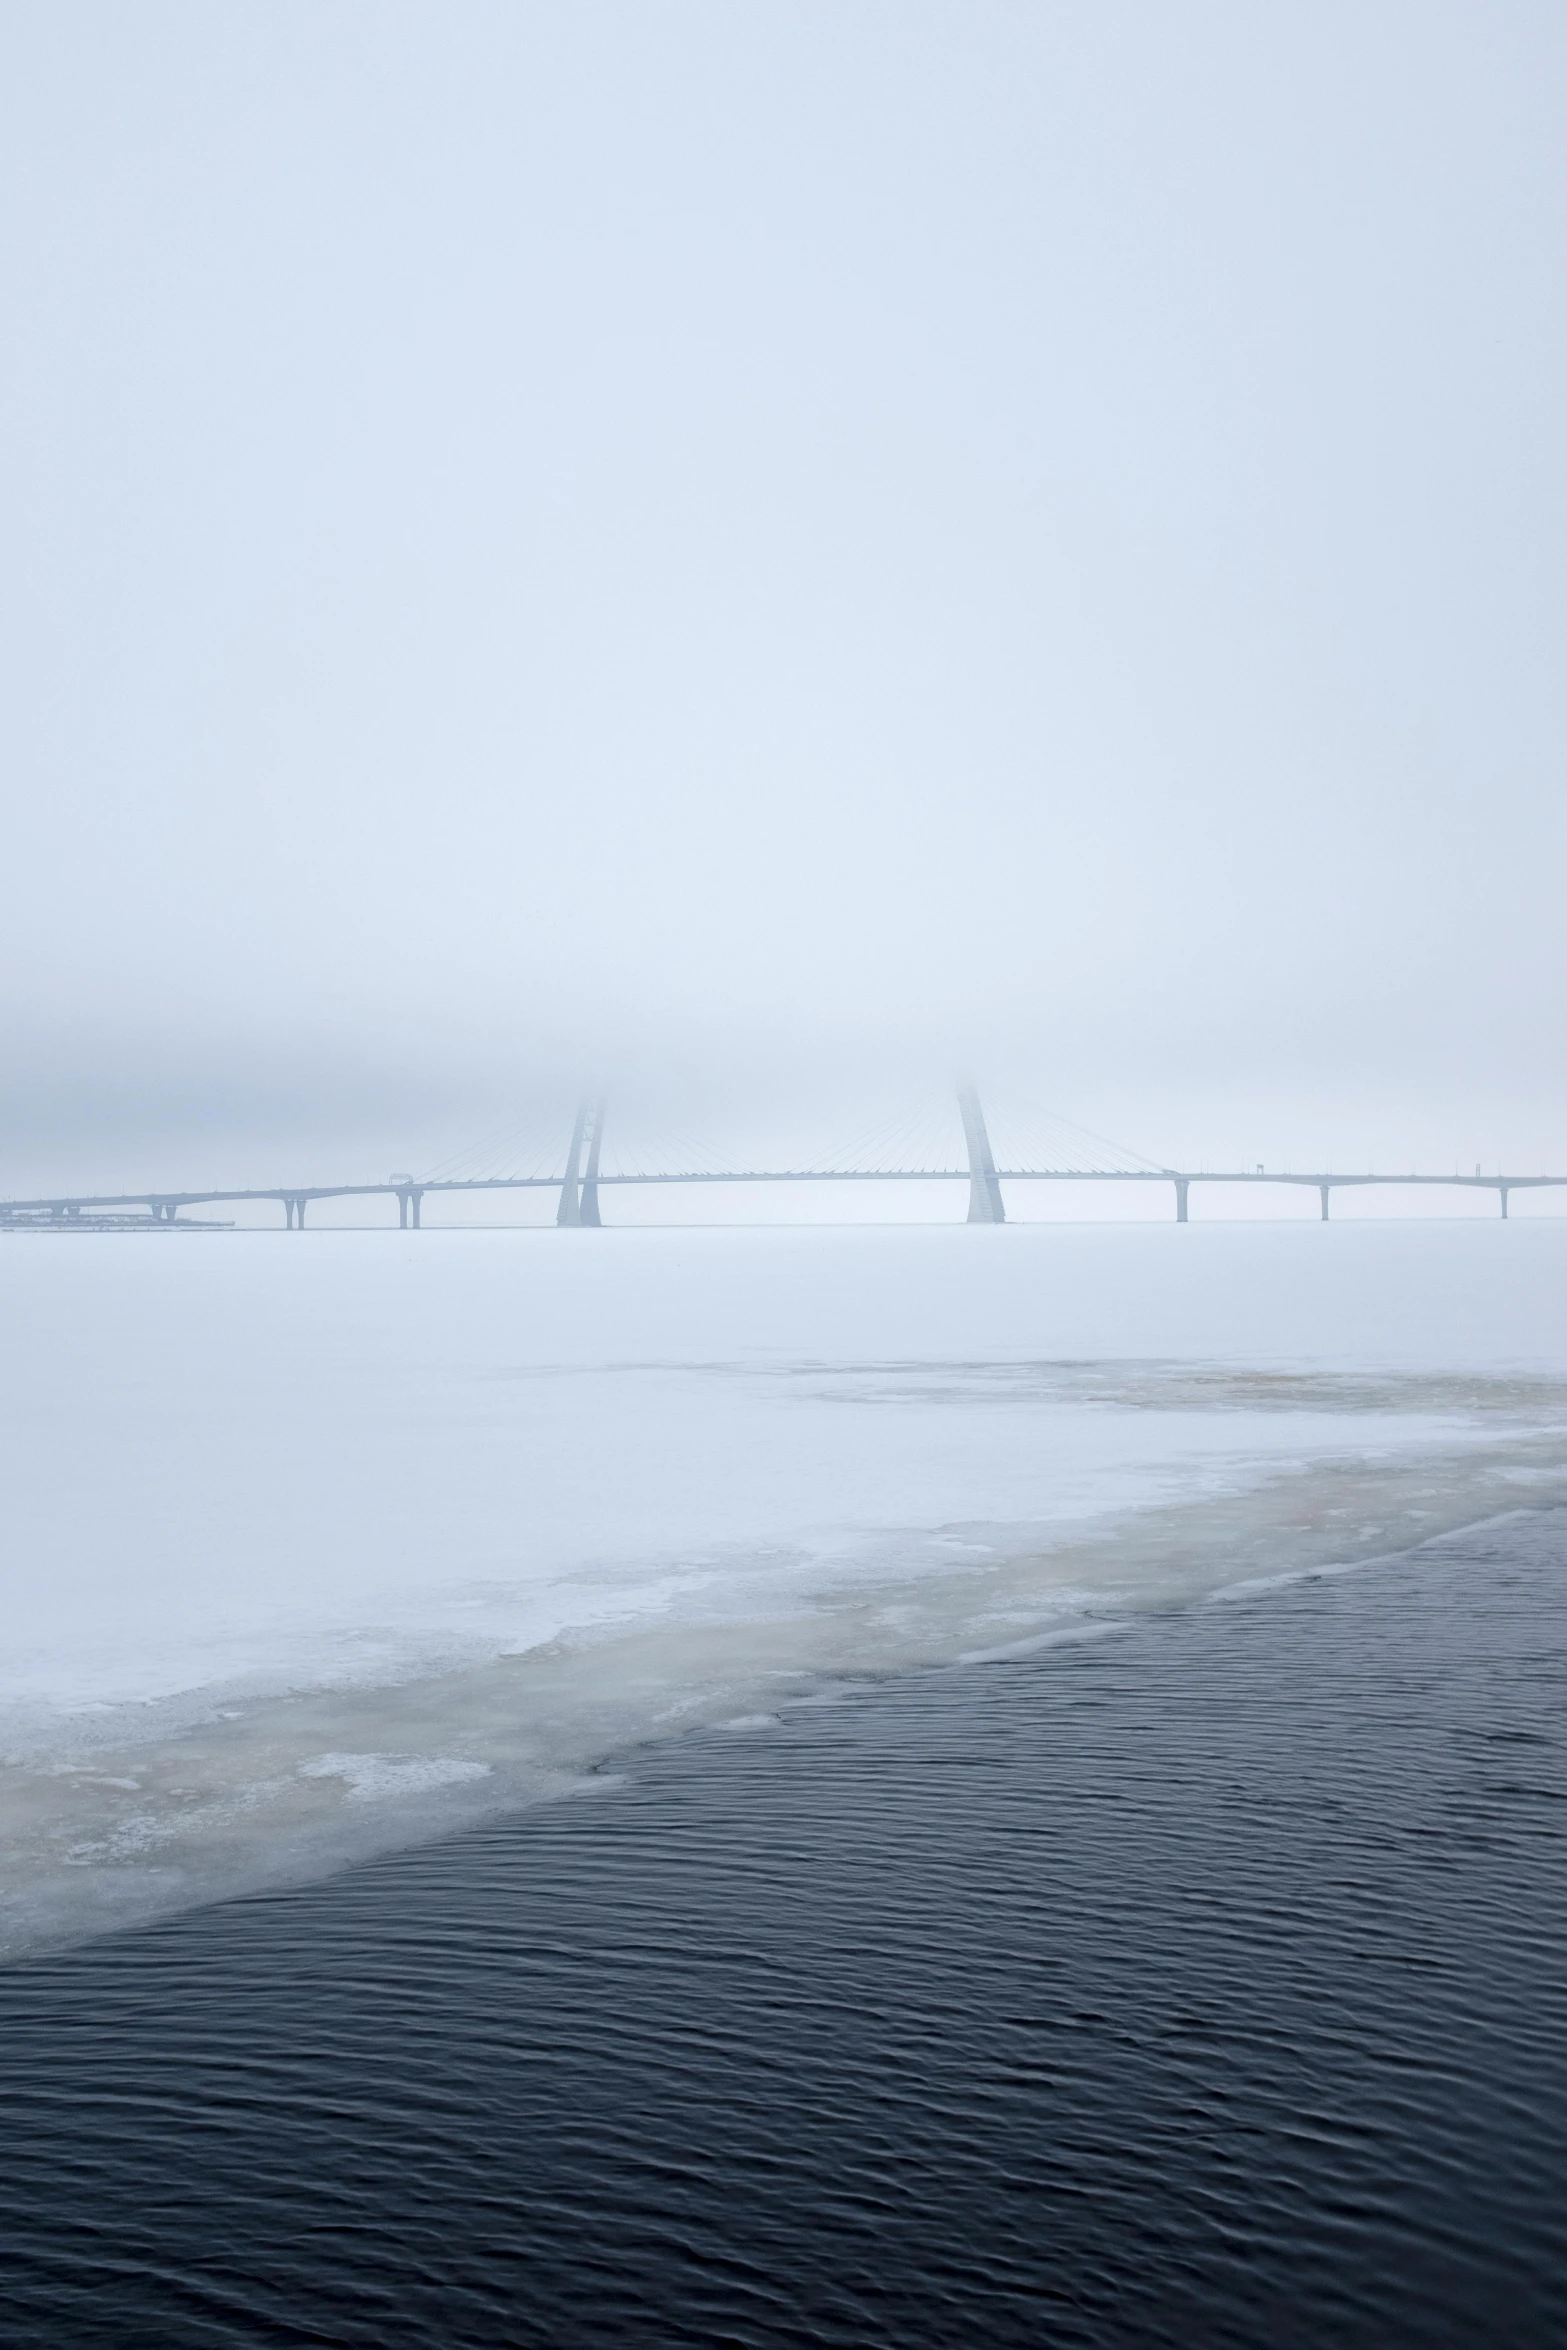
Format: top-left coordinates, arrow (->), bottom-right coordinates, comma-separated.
2,1089 -> 1563,1229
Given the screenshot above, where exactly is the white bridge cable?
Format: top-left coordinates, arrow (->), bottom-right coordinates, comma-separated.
834,1101 -> 966,1174
984,1102 -> 1171,1177
418,1115 -> 574,1186
413,1093 -> 1168,1193
597,1111 -> 749,1180
596,1102 -> 950,1181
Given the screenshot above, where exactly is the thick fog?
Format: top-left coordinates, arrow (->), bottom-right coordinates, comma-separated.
2,3 -> 1563,1194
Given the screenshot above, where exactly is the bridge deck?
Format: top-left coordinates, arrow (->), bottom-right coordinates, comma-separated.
5,1166 -> 1566,1221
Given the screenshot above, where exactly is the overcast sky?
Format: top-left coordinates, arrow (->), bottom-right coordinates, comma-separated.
2,2 -> 1564,1192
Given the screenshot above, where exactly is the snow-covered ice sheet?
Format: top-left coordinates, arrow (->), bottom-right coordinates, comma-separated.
4,1221 -> 1567,1954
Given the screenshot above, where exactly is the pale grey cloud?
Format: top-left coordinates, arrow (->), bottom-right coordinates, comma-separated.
1,2 -> 1563,1188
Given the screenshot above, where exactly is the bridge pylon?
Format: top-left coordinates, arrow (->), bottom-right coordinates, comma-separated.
557,1100 -> 606,1227
580,1099 -> 605,1227
957,1084 -> 1006,1224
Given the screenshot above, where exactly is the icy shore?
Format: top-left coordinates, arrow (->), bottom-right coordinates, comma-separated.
4,1222 -> 1567,1955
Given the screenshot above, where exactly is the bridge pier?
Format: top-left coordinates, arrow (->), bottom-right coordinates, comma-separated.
1174,1178 -> 1189,1223
1499,1184 -> 1510,1220
1319,1184 -> 1331,1222
410,1189 -> 423,1229
397,1190 -> 409,1229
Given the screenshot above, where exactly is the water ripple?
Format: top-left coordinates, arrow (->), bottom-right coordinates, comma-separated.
1,1519 -> 1565,2345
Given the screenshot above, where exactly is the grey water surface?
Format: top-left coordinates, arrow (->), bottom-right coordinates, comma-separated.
1,1513 -> 1564,2347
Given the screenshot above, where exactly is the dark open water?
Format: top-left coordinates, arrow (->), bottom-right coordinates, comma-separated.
2,1514 -> 1565,2348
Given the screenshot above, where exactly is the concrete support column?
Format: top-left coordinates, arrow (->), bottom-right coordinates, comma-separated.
410,1190 -> 423,1229
1174,1178 -> 1189,1223
1319,1184 -> 1332,1222
295,1196 -> 307,1230
1499,1185 -> 1510,1220
282,1198 -> 295,1229
397,1191 -> 409,1229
